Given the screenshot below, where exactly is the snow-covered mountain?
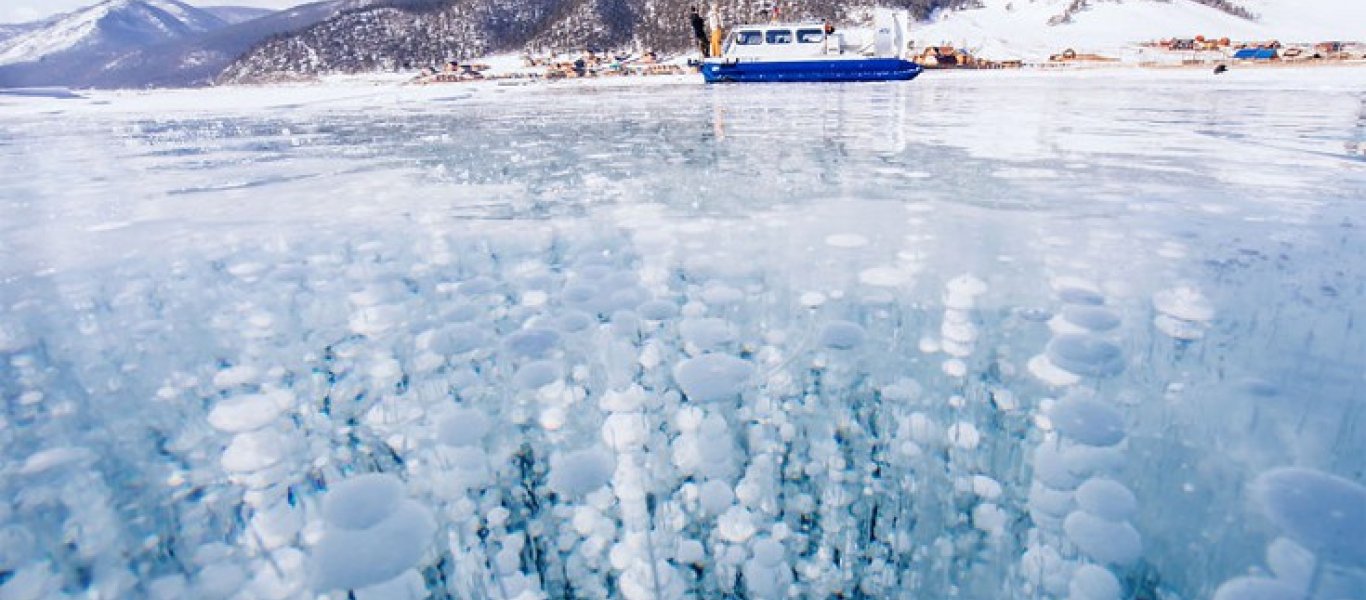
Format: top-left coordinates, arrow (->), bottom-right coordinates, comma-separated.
911,0 -> 1366,61
0,22 -> 44,45
0,0 -> 368,88
220,0 -> 1361,83
202,5 -> 278,24
218,0 -> 979,83
0,0 -> 227,67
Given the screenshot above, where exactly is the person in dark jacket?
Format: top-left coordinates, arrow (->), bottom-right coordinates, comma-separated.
689,7 -> 709,57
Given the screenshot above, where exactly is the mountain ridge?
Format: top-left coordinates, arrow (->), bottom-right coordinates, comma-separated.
0,0 -> 227,67
0,0 -> 369,88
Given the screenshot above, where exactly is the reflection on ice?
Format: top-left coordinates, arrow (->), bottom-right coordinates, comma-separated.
0,68 -> 1363,599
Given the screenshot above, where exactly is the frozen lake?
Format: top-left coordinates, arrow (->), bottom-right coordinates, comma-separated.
1,68 -> 1364,599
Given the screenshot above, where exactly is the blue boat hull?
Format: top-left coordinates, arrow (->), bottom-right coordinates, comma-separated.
702,58 -> 922,83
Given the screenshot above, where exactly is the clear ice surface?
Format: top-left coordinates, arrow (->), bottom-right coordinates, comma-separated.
0,69 -> 1364,599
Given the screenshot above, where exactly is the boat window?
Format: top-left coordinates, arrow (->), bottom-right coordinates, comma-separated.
796,29 -> 824,43
734,30 -> 763,45
765,29 -> 793,44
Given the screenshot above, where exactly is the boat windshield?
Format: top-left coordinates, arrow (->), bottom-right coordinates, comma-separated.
765,29 -> 793,44
734,30 -> 763,45
796,29 -> 824,43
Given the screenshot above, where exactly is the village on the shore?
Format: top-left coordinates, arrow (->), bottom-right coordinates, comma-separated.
410,30 -> 1366,85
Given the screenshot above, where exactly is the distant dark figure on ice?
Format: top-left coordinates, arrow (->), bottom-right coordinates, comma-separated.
1213,64 -> 1228,74
690,7 -> 709,57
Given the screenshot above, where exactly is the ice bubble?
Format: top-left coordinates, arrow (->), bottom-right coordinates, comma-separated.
942,358 -> 968,378
503,328 -> 560,358
1047,396 -> 1126,447
198,562 -> 248,598
818,321 -> 865,350
323,473 -> 405,531
858,266 -> 907,287
424,323 -> 487,355
540,406 -> 566,431
1029,481 -> 1076,519
799,291 -> 827,308
1028,354 -> 1082,387
600,386 -> 647,412
944,274 -> 987,309
513,360 -> 562,390
251,500 -> 303,550
18,446 -> 97,475
1153,286 -> 1214,322
1252,467 -> 1366,566
825,233 -> 870,248
680,318 -> 736,351
673,354 -> 754,403
1075,478 -> 1137,522
717,505 -> 756,543
549,448 -> 616,499
1020,544 -> 1072,596
1211,577 -> 1304,600
880,379 -> 923,403
752,537 -> 786,567
903,412 -> 943,446
940,318 -> 977,345
1266,537 -> 1315,591
0,319 -> 32,353
971,503 -> 1007,535
556,310 -> 596,332
437,408 -> 490,447
348,281 -> 405,307
1053,278 -> 1105,305
457,276 -> 498,296
972,475 -> 1004,500
1045,335 -> 1124,378
946,422 -> 981,450
1063,510 -> 1142,566
221,430 -> 286,473
1153,314 -> 1206,340
351,569 -> 425,600
601,413 -> 648,451
208,391 -> 290,433
1062,443 -> 1128,479
636,299 -> 679,321
701,283 -> 744,306
1033,443 -> 1083,490
1051,306 -> 1121,335
1068,564 -> 1121,600
213,365 -> 260,389
561,282 -> 599,306
676,539 -> 705,564
149,574 -> 188,600
312,500 -> 435,591
1059,287 -> 1105,306
698,479 -> 735,515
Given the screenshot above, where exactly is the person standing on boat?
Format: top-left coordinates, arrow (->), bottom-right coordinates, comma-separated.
689,7 -> 709,57
708,5 -> 723,58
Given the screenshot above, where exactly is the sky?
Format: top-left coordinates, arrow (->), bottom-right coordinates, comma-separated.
0,0 -> 305,24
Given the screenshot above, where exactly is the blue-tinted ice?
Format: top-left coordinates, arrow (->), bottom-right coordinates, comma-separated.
0,70 -> 1363,599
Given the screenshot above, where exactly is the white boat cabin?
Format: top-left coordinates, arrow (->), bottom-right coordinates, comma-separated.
718,10 -> 908,60
721,25 -> 847,59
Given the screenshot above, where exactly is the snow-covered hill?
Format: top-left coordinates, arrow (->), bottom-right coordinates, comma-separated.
0,22 -> 44,45
0,0 -> 227,67
202,5 -> 278,25
910,0 -> 1366,61
0,0 -> 366,88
